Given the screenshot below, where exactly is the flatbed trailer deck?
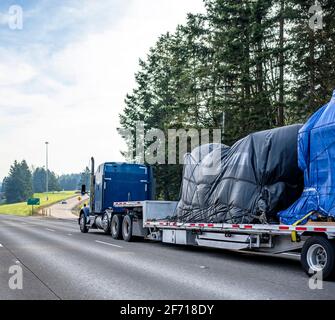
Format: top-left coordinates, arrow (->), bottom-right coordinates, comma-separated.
111,201 -> 335,280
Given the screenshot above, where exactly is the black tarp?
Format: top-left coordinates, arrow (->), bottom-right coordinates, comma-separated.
175,125 -> 304,224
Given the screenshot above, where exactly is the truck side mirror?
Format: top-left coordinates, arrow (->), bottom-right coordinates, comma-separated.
81,184 -> 86,195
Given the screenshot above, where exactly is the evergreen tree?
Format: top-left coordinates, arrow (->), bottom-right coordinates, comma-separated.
287,0 -> 335,122
119,0 -> 335,200
3,160 -> 32,203
33,167 -> 61,193
32,167 -> 46,193
58,174 -> 81,191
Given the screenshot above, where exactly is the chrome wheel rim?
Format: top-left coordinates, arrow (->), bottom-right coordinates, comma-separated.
103,215 -> 108,230
307,244 -> 328,272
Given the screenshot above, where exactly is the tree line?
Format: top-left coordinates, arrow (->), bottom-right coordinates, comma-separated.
119,0 -> 335,200
1,160 -> 90,204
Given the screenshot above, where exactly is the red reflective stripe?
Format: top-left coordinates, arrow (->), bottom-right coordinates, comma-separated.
207,224 -> 214,228
190,224 -> 196,227
279,226 -> 290,230
296,227 -> 307,231
244,225 -> 253,229
198,224 -> 205,227
232,224 -> 239,228
314,228 -> 327,232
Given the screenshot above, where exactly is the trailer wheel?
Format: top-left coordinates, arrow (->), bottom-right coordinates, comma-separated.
102,212 -> 111,234
122,215 -> 133,242
301,236 -> 335,280
79,213 -> 88,233
111,214 -> 123,239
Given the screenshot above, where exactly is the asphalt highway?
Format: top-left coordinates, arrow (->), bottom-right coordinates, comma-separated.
0,214 -> 334,300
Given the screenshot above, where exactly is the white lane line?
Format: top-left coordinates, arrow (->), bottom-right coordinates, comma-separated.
45,228 -> 55,232
95,240 -> 123,248
0,244 -> 3,247
68,234 -> 73,236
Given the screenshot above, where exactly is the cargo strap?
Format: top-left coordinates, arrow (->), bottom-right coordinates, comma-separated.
291,211 -> 315,242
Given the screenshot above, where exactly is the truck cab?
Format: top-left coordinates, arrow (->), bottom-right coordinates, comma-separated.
79,158 -> 155,239
93,162 -> 154,214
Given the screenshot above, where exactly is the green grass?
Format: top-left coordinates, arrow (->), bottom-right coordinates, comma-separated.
0,191 -> 77,216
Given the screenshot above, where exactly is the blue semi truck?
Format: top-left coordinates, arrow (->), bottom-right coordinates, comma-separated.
79,157 -> 335,280
79,158 -> 156,241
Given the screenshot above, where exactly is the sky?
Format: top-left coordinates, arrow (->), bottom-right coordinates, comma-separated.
0,0 -> 206,180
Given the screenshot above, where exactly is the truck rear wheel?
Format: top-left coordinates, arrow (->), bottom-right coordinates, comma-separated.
79,213 -> 88,233
111,214 -> 123,239
122,215 -> 133,242
301,236 -> 335,280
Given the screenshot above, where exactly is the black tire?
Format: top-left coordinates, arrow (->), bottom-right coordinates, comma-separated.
102,212 -> 111,234
122,215 -> 133,242
79,213 -> 89,233
111,214 -> 123,240
301,236 -> 335,280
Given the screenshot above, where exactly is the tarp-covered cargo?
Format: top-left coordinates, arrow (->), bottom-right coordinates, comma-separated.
278,91 -> 335,225
176,125 -> 304,224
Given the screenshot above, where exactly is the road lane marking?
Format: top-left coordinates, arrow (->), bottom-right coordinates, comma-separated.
68,234 -> 73,236
0,244 -> 3,247
45,228 -> 55,232
95,240 -> 123,248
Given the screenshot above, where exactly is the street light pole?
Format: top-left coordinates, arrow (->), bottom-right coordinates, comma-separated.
45,142 -> 49,199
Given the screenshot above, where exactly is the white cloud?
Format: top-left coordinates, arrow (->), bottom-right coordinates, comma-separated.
0,0 -> 206,179
0,55 -> 36,86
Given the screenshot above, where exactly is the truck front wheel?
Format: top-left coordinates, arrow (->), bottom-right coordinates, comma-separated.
122,215 -> 133,242
102,212 -> 111,234
111,214 -> 123,240
301,236 -> 335,280
79,213 -> 88,233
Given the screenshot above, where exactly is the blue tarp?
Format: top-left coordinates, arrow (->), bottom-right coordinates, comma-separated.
278,91 -> 335,225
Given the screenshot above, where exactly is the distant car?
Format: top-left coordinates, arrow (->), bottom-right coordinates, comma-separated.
61,201 -> 67,205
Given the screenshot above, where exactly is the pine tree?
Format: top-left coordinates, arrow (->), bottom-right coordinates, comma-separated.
4,160 -> 32,203
119,0 -> 335,200
33,167 -> 61,193
287,0 -> 335,122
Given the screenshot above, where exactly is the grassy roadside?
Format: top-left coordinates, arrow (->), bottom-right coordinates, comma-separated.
0,191 -> 77,216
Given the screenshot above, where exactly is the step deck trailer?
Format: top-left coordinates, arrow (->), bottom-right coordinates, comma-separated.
113,200 -> 335,280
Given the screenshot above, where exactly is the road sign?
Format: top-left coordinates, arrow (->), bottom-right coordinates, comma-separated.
27,198 -> 40,206
27,198 -> 40,216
